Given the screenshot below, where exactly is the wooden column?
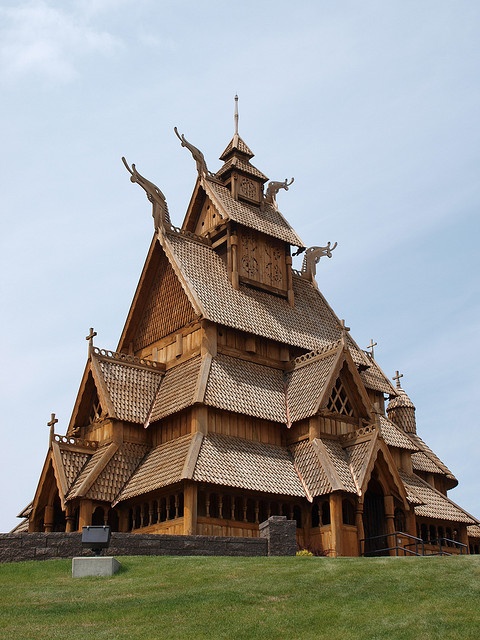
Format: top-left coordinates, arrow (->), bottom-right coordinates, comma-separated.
43,505 -> 54,533
78,500 -> 93,530
118,507 -> 130,532
329,493 -> 343,557
303,504 -> 312,550
405,507 -> 417,539
355,500 -> 365,556
184,481 -> 198,535
65,505 -> 75,532
384,495 -> 396,555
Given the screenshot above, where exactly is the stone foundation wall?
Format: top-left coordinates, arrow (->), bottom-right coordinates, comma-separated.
0,517 -> 296,563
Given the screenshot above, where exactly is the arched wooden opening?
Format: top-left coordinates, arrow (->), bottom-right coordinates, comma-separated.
363,477 -> 386,555
92,506 -> 105,526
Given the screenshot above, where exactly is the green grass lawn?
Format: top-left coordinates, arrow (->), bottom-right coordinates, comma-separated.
0,555 -> 479,640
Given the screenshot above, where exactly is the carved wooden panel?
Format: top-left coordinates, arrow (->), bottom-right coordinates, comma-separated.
237,176 -> 261,204
237,229 -> 287,293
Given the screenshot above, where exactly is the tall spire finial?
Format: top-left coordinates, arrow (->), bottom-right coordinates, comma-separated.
234,94 -> 239,135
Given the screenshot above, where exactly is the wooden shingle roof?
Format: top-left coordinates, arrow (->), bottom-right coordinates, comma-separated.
192,433 -> 305,497
378,416 -> 419,451
148,356 -> 203,423
408,433 -> 457,483
399,471 -> 477,524
204,354 -> 287,423
205,179 -> 303,246
65,442 -> 149,503
95,352 -> 164,424
114,434 -> 194,504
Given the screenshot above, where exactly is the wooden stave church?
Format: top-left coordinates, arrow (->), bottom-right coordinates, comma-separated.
19,112 -> 479,556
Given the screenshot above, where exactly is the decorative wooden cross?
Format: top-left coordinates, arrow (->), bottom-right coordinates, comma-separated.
392,370 -> 404,389
86,327 -> 97,355
340,319 -> 350,333
47,413 -> 58,444
340,319 -> 350,347
366,338 -> 377,359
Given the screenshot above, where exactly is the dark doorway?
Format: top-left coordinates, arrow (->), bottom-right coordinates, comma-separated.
363,478 -> 387,555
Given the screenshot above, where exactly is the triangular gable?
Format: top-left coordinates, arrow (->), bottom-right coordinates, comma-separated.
29,438 -> 94,527
29,452 -> 57,529
68,360 -> 111,435
181,180 -> 227,236
343,428 -> 409,508
320,348 -> 374,422
68,350 -> 164,433
117,237 -> 199,355
287,344 -> 374,424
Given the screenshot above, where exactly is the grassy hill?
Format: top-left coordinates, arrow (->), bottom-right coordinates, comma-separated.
0,555 -> 479,639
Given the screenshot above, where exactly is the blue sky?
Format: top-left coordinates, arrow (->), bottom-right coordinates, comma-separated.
0,0 -> 479,533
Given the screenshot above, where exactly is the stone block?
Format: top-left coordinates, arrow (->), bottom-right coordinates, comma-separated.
72,557 -> 121,578
259,516 -> 297,556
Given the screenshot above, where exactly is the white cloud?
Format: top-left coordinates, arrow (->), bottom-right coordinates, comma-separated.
0,0 -> 121,82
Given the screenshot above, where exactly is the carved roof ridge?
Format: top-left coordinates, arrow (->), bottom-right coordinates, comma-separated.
291,340 -> 342,369
339,424 -> 377,445
165,225 -> 212,246
92,346 -> 164,371
53,433 -> 99,451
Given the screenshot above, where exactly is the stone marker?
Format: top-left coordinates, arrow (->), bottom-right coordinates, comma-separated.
72,556 -> 121,578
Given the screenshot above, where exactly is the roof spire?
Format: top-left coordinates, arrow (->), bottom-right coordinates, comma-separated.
234,94 -> 239,136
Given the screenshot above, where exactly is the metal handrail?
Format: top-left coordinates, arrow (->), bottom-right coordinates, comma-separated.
429,537 -> 467,556
360,531 -> 468,557
360,531 -> 425,557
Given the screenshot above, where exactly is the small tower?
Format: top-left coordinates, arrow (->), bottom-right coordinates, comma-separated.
387,371 -> 417,434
